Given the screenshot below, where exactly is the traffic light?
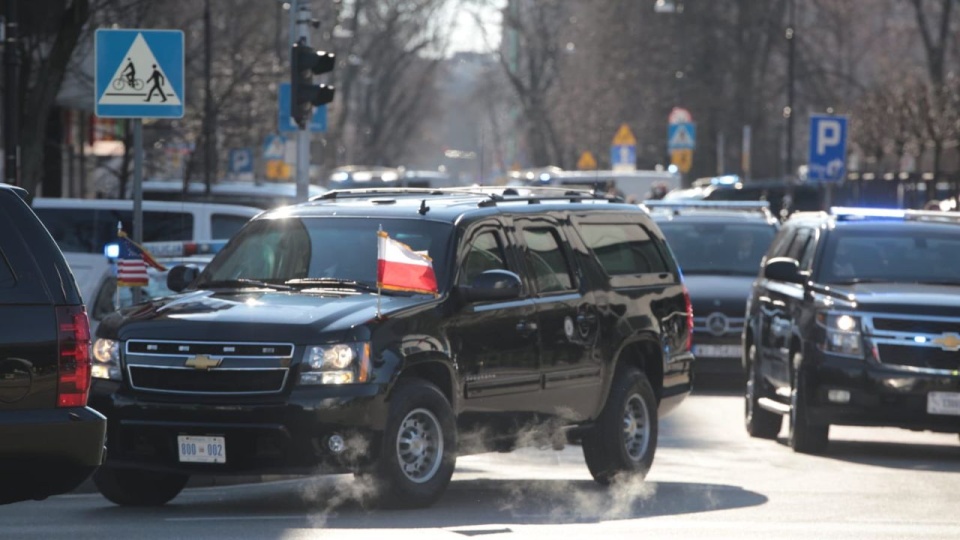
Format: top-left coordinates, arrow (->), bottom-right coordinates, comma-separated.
290,41 -> 335,129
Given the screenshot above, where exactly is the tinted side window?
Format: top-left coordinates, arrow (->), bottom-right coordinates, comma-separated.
579,223 -> 668,274
461,230 -> 508,285
211,214 -> 252,239
521,228 -> 573,293
785,228 -> 813,260
766,227 -> 796,259
35,208 -> 193,253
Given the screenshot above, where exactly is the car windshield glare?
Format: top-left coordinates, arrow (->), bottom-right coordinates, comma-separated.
820,228 -> 960,285
197,217 -> 453,292
657,222 -> 776,276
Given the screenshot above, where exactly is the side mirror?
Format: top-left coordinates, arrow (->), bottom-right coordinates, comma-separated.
763,257 -> 803,284
166,264 -> 200,293
459,269 -> 522,302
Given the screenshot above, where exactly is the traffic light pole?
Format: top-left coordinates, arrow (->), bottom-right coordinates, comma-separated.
294,1 -> 311,203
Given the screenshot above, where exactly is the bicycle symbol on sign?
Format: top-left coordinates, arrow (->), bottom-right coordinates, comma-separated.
112,57 -> 143,91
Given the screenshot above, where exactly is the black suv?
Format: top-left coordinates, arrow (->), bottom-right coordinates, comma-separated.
0,184 -> 106,504
90,188 -> 693,508
744,207 -> 960,453
647,201 -> 779,381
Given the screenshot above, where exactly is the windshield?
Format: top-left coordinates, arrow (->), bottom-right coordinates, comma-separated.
197,217 -> 454,292
657,222 -> 776,276
819,228 -> 960,285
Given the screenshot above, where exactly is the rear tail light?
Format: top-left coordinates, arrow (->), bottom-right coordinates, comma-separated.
55,306 -> 92,408
682,285 -> 694,351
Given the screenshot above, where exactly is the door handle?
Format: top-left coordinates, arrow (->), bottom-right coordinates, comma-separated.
516,320 -> 538,336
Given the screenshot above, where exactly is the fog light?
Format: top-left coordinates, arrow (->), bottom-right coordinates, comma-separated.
328,434 -> 346,454
827,389 -> 851,403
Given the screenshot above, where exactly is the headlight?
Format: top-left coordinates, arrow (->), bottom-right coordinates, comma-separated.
299,342 -> 371,385
92,338 -> 122,381
816,312 -> 863,357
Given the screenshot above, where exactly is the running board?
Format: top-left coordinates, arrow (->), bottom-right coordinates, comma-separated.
758,397 -> 790,415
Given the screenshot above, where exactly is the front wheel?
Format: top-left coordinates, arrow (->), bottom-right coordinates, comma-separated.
370,378 -> 456,509
744,344 -> 782,439
94,467 -> 189,506
788,353 -> 829,454
582,368 -> 658,484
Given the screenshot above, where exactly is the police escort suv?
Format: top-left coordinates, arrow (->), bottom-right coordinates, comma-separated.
745,207 -> 960,453
89,187 -> 694,508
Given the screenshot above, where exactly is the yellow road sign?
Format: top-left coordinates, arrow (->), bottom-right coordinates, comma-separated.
671,149 -> 693,173
265,159 -> 291,180
612,124 -> 637,146
577,151 -> 598,170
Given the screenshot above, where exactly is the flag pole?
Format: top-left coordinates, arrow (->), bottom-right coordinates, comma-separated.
115,221 -> 122,312
376,225 -> 382,319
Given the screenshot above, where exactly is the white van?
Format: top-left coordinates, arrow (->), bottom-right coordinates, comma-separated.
32,198 -> 261,254
134,180 -> 326,209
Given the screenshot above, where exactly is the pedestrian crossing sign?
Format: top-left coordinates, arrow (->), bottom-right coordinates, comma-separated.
95,29 -> 184,118
668,122 -> 696,150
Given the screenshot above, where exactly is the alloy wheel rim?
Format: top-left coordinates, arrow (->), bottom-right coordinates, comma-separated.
622,393 -> 650,461
396,407 -> 444,484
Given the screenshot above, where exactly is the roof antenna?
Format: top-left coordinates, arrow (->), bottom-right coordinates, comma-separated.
419,199 -> 430,215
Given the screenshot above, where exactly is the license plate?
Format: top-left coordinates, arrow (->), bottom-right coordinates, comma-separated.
927,392 -> 960,416
693,344 -> 742,358
177,435 -> 226,463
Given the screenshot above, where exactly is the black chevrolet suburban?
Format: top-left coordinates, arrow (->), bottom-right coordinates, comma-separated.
0,184 -> 106,505
745,207 -> 960,453
90,188 -> 694,507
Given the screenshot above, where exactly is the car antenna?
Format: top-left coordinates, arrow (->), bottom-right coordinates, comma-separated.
419,199 -> 430,215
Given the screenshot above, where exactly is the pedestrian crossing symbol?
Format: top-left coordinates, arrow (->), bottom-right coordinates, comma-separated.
95,29 -> 184,118
667,122 -> 696,150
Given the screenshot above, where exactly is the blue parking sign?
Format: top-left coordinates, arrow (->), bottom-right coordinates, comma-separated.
807,115 -> 848,182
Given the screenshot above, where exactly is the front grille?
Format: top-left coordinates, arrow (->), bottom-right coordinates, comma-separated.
128,367 -> 288,394
871,318 -> 958,334
124,339 -> 294,395
875,345 -> 960,372
693,315 -> 745,337
863,312 -> 960,373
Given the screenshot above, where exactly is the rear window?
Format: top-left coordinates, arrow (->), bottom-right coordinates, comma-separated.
579,223 -> 669,275
34,208 -> 193,253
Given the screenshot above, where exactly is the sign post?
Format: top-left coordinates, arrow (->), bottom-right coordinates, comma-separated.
667,107 -> 696,174
95,28 -> 184,304
807,114 -> 848,208
610,124 -> 637,172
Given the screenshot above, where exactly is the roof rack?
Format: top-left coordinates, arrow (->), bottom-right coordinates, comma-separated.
642,200 -> 774,217
830,206 -> 960,223
312,186 -> 616,207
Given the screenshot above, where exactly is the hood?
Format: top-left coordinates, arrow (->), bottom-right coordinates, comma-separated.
825,282 -> 960,317
98,289 -> 436,342
683,274 -> 756,316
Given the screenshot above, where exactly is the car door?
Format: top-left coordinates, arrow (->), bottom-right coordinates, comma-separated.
512,215 -> 600,420
758,226 -> 816,395
449,220 -> 542,413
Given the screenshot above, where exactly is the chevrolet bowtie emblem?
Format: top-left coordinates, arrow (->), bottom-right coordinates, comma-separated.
932,333 -> 960,352
184,354 -> 222,370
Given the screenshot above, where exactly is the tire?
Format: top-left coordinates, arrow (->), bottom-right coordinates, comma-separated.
93,467 -> 189,506
744,343 -> 782,439
582,367 -> 658,485
371,378 -> 456,509
788,353 -> 829,454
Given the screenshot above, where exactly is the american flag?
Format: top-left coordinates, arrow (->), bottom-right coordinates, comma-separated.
117,230 -> 166,288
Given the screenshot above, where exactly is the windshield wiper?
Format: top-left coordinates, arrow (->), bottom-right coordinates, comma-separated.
284,278 -> 381,293
199,278 -> 295,291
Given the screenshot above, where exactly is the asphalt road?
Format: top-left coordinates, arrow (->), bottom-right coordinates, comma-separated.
3,388 -> 960,539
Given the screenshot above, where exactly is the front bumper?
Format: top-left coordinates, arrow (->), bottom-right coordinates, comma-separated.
90,381 -> 389,475
805,350 -> 960,433
0,407 -> 106,503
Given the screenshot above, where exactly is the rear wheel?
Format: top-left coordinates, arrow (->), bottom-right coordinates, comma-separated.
744,344 -> 782,439
370,378 -> 456,509
788,353 -> 829,454
582,367 -> 658,484
94,467 -> 188,506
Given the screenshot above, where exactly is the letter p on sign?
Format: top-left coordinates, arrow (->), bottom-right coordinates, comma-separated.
817,120 -> 842,155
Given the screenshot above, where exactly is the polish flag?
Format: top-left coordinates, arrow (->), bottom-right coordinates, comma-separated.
377,231 -> 438,294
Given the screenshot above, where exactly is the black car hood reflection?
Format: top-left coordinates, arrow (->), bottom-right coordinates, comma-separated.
683,274 -> 756,315
99,289 -> 434,342
826,282 -> 960,316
